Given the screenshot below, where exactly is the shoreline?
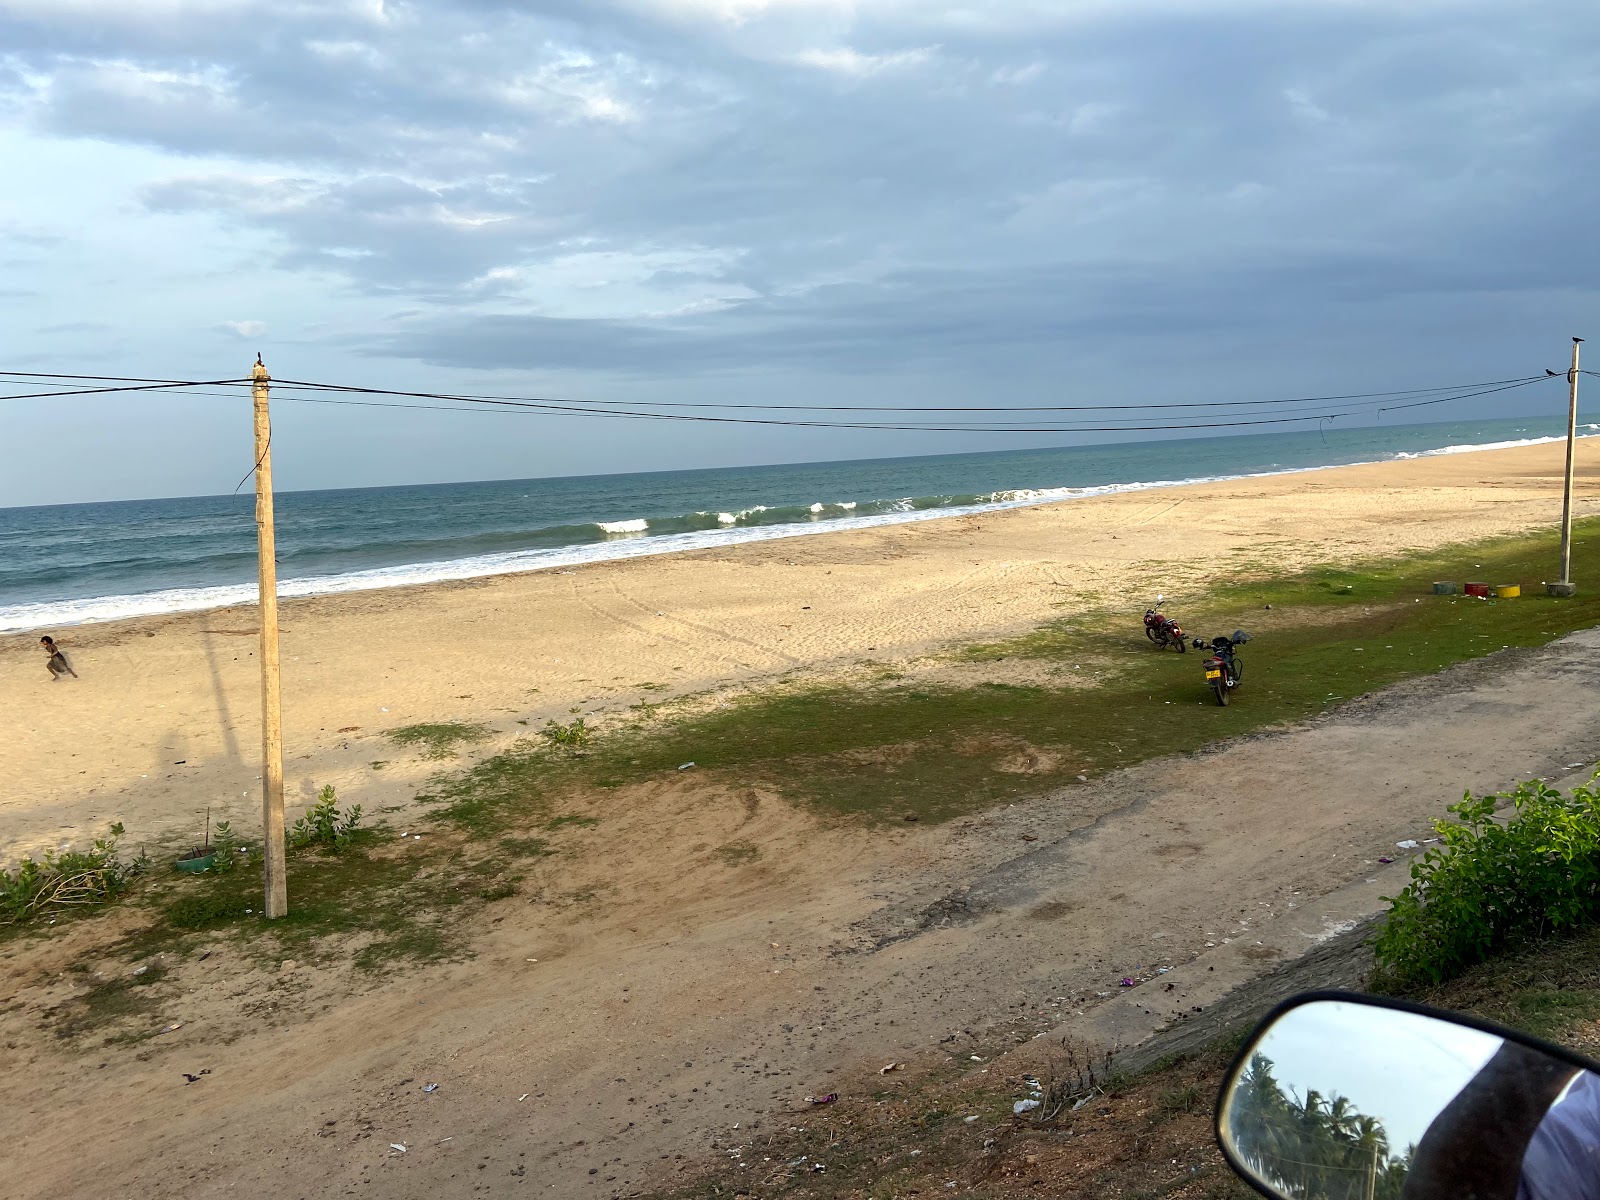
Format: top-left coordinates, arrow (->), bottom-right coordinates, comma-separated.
2,429 -> 1593,635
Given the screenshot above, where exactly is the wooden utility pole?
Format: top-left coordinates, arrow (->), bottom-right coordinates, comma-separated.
1552,337 -> 1584,597
252,355 -> 288,917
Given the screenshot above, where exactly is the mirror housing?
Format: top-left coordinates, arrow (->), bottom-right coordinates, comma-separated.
1216,991 -> 1600,1200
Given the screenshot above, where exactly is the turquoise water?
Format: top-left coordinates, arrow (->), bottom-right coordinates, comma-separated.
0,415 -> 1591,632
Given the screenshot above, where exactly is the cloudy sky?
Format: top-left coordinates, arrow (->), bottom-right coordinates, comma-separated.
1,0 -> 1595,506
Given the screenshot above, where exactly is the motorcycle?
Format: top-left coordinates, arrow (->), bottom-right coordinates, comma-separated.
1216,989 -> 1600,1199
1143,595 -> 1187,652
1194,631 -> 1249,705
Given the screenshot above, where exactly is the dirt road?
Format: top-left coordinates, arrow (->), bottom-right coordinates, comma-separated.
7,629 -> 1600,1197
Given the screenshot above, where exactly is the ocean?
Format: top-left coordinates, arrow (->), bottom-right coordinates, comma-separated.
2,416 -> 1594,634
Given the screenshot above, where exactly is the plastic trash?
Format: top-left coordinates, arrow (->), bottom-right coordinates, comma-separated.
1396,840 -> 1420,849
390,1143 -> 407,1153
879,1063 -> 903,1075
963,1115 -> 979,1123
422,1083 -> 439,1094
677,762 -> 695,771
1119,977 -> 1136,987
806,1093 -> 837,1105
1013,1099 -> 1041,1114
1378,856 -> 1395,864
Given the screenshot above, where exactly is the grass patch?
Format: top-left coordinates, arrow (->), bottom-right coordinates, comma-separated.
712,840 -> 761,866
49,964 -> 170,1042
498,836 -> 552,857
1401,924 -> 1600,1044
545,814 -> 599,831
387,721 -> 494,759
413,520 -> 1600,830
417,739 -> 549,833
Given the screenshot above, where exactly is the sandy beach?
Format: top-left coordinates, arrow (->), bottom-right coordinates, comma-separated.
3,436 -> 1597,862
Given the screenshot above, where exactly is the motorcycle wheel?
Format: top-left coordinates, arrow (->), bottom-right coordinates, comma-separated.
1173,636 -> 1187,653
1231,657 -> 1243,681
1212,679 -> 1230,706
1145,627 -> 1161,644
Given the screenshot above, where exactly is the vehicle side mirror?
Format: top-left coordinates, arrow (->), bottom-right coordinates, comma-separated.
1216,991 -> 1600,1200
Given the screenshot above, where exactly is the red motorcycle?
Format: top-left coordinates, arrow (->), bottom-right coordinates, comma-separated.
1143,597 -> 1186,652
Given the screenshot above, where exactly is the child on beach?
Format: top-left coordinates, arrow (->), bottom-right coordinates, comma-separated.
40,636 -> 78,681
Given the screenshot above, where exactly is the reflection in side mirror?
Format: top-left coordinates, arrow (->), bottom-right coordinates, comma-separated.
1216,993 -> 1600,1200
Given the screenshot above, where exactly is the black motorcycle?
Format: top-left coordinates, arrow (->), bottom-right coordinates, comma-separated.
1193,631 -> 1249,706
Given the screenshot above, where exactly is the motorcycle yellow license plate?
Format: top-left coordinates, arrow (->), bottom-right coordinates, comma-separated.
1205,670 -> 1222,679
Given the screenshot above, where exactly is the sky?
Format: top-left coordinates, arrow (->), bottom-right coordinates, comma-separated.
1,0 -> 1597,506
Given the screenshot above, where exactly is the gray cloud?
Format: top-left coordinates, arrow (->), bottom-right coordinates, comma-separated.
1,0 -> 1597,396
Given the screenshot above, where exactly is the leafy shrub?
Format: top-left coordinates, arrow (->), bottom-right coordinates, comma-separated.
0,824 -> 144,926
289,786 -> 363,853
208,819 -> 240,873
1375,775 -> 1600,989
541,717 -> 589,749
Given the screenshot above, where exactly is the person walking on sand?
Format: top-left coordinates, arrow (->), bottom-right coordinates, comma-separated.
40,636 -> 77,681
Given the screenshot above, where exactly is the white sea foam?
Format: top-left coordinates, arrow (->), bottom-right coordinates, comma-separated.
809,502 -> 824,513
1392,435 -> 1566,459
838,501 -> 857,510
4,428 -> 1595,634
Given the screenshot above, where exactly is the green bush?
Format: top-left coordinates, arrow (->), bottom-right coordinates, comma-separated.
207,819 -> 240,873
541,717 -> 589,749
1375,774 -> 1600,989
289,785 -> 363,853
0,824 -> 143,926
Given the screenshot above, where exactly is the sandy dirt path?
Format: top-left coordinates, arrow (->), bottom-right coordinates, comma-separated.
5,629 -> 1600,1200
2,437 -> 1597,862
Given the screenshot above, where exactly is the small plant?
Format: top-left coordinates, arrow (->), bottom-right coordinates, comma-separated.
289,785 -> 364,853
209,819 -> 239,874
0,824 -> 143,926
541,716 -> 589,749
1375,773 -> 1600,990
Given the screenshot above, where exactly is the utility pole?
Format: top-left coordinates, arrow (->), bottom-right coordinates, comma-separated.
1551,337 -> 1584,597
252,355 -> 288,917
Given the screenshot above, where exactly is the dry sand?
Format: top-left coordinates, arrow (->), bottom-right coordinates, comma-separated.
2,438 -> 1599,1200
2,437 -> 1596,860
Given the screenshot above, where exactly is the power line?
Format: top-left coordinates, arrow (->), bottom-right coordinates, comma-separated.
268,374 -> 1547,414
263,373 -> 1554,434
0,368 -> 1548,413
0,369 -> 1560,433
0,376 -> 249,400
